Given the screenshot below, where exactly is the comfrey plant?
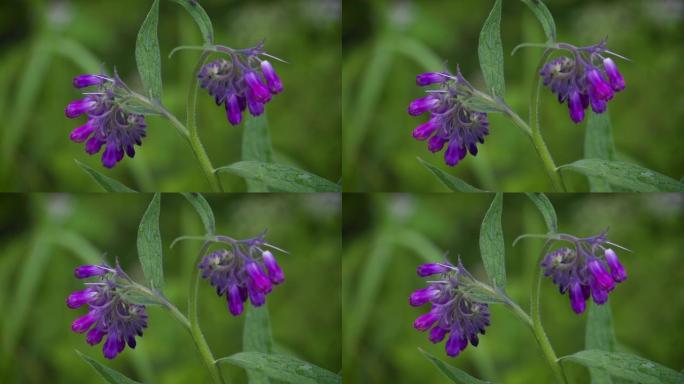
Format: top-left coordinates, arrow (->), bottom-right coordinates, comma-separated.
64,0 -> 339,193
409,194 -> 684,384
409,0 -> 684,192
66,194 -> 340,384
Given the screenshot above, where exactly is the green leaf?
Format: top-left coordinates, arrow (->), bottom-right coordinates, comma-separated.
181,192 -> 215,235
168,0 -> 214,44
520,0 -> 556,42
74,160 -> 136,192
559,159 -> 684,192
215,161 -> 340,192
242,115 -> 274,192
585,303 -> 617,384
217,352 -> 341,384
137,193 -> 164,290
560,350 -> 684,384
584,111 -> 617,192
136,0 -> 162,100
479,193 -> 506,289
478,0 -> 505,98
76,350 -> 143,384
417,157 -> 487,192
524,193 -> 557,233
244,305 -> 273,384
420,349 -> 492,384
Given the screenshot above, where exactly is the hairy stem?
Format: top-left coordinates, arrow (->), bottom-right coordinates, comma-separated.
188,241 -> 226,384
530,242 -> 568,384
186,51 -> 224,192
529,50 -> 566,192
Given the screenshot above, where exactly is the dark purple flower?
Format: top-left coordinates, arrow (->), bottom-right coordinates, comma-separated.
66,72 -> 147,168
541,231 -> 628,314
197,232 -> 285,316
416,72 -> 448,86
197,44 -> 284,126
410,260 -> 490,358
540,41 -> 626,124
67,262 -> 148,359
408,68 -> 490,167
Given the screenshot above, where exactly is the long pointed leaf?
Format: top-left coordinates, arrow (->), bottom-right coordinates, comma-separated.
524,193 -> 557,233
75,160 -> 136,192
417,157 -> 486,192
136,0 -> 162,100
242,115 -> 274,192
420,349 -> 492,384
215,161 -> 340,192
181,192 -> 215,235
76,350 -> 142,384
168,0 -> 214,44
560,350 -> 684,384
479,193 -> 506,289
137,193 -> 164,290
586,303 -> 617,384
520,0 -> 556,42
217,352 -> 341,384
478,0 -> 505,97
584,111 -> 616,192
559,159 -> 684,192
244,305 -> 273,384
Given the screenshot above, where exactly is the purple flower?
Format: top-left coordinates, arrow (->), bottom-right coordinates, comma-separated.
66,72 -> 147,168
197,44 -> 284,126
410,260 -> 490,358
408,68 -> 490,167
540,231 -> 628,314
197,232 -> 285,316
67,262 -> 148,359
540,41 -> 626,124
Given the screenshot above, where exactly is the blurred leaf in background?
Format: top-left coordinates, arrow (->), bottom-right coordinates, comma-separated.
0,193 -> 341,383
0,0 -> 340,191
342,193 -> 684,383
342,0 -> 684,191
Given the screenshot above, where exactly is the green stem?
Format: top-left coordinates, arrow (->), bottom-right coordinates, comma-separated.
186,51 -> 224,192
189,241 -> 226,384
530,243 -> 569,384
529,50 -> 566,192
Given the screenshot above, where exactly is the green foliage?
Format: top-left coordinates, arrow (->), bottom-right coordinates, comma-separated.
479,193 -> 506,289
417,157 -> 487,192
420,349 -> 491,384
137,193 -> 164,290
524,193 -> 557,233
560,350 -> 684,384
216,161 -> 341,192
242,115 -> 275,192
520,0 -> 556,42
75,160 -> 137,192
584,111 -> 617,192
244,305 -> 274,384
168,0 -> 214,44
76,350 -> 143,384
136,0 -> 163,100
181,192 -> 215,235
218,352 -> 341,384
559,159 -> 684,192
478,0 -> 505,98
585,303 -> 619,384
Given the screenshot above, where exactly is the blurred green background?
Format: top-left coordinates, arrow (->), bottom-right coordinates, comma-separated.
343,193 -> 684,383
0,193 -> 341,383
342,0 -> 684,191
0,0 -> 341,191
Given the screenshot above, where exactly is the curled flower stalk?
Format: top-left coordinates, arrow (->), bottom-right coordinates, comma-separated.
410,261 -> 490,357
541,230 -> 627,314
197,43 -> 284,126
540,41 -> 626,124
198,232 -> 285,315
408,68 -> 490,167
67,262 -> 148,359
66,73 -> 147,169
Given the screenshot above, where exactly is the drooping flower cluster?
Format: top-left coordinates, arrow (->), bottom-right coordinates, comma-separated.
410,261 -> 491,357
540,41 -> 626,124
197,232 -> 285,316
541,231 -> 628,314
197,43 -> 283,126
65,73 -> 147,168
66,263 -> 148,359
408,69 -> 490,167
